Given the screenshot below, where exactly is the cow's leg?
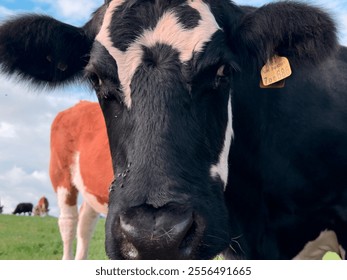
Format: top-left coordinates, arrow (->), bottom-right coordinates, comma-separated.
74,201 -> 99,260
57,187 -> 78,260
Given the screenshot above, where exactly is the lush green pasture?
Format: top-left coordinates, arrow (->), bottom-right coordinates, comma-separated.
0,214 -> 107,260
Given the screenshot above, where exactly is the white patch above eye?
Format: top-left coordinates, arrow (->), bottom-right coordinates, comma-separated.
210,94 -> 233,191
96,0 -> 221,109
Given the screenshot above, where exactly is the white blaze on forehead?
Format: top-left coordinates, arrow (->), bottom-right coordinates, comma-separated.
210,95 -> 233,191
96,0 -> 221,108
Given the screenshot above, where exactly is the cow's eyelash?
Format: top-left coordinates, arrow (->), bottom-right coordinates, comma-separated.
85,72 -> 109,99
84,71 -> 124,104
85,71 -> 102,89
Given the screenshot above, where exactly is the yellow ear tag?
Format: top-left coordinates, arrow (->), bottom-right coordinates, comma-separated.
322,251 -> 342,260
260,56 -> 292,87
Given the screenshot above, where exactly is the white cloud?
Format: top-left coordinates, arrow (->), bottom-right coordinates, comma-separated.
31,170 -> 49,183
33,0 -> 103,24
0,6 -> 14,18
0,122 -> 17,138
0,166 -> 49,186
56,0 -> 100,20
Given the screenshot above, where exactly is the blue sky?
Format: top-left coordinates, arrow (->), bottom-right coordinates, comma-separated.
0,0 -> 346,217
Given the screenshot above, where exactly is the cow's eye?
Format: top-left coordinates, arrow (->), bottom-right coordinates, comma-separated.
87,72 -> 102,90
216,64 -> 231,78
215,64 -> 231,88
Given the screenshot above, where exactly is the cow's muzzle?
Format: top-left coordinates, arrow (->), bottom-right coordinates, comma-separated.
113,205 -> 202,259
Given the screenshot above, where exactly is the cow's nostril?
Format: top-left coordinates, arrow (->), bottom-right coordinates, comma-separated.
119,209 -> 198,259
171,215 -> 193,235
179,220 -> 197,257
119,216 -> 138,237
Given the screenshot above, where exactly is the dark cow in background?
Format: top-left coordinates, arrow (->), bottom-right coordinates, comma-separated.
0,198 -> 3,214
33,196 -> 49,216
12,203 -> 33,215
0,0 -> 346,259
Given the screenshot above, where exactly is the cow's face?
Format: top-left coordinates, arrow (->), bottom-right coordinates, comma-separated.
86,0 -> 235,260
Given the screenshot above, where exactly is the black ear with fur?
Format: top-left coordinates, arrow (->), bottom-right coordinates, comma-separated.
233,2 -> 338,68
0,15 -> 93,87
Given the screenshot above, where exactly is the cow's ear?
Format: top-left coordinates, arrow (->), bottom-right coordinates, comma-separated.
0,15 -> 93,87
233,2 -> 338,68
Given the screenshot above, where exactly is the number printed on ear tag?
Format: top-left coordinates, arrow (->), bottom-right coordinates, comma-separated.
261,56 -> 292,86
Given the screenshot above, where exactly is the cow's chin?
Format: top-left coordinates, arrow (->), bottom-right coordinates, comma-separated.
119,227 -> 201,260
110,241 -> 215,260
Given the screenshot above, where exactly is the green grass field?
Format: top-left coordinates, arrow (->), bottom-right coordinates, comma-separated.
0,214 -> 107,260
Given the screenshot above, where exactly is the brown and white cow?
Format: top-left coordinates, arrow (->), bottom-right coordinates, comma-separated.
50,100 -> 113,259
33,196 -> 49,216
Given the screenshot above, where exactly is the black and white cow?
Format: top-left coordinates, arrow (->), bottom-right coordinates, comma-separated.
0,0 -> 346,259
12,203 -> 33,215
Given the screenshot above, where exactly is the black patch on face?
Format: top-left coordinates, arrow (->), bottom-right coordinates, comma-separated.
141,43 -> 181,71
173,4 -> 201,29
109,0 -> 199,52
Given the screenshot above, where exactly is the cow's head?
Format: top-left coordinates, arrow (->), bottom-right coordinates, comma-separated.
0,0 -> 337,259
